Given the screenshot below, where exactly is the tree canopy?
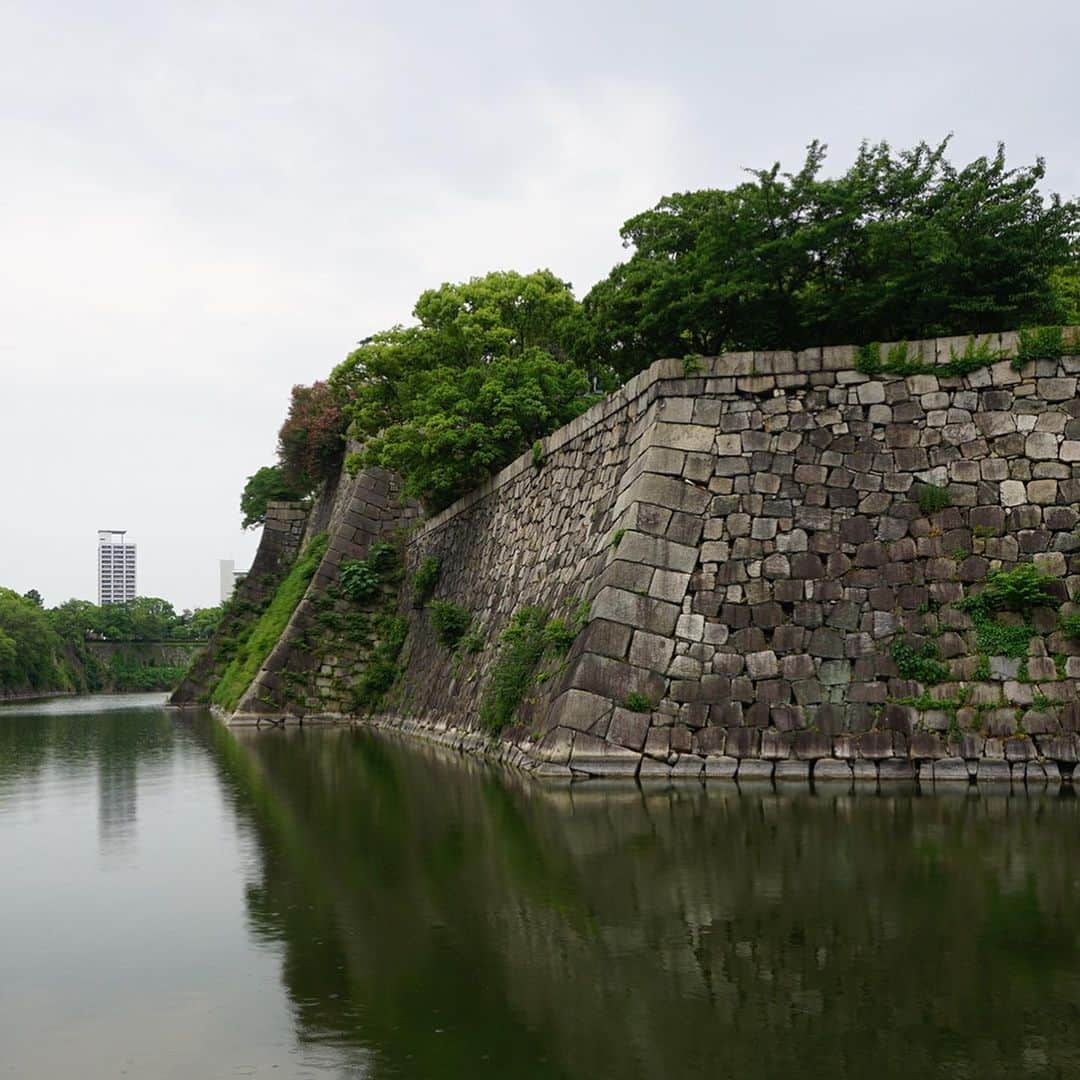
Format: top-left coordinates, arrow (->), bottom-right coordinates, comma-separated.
583,139 -> 1080,377
330,270 -> 596,510
46,597 -> 222,642
240,465 -> 304,529
0,589 -> 63,691
277,381 -> 347,493
257,139 -> 1080,514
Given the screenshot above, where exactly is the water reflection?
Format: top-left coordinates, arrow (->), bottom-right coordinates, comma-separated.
204,723 -> 1080,1080
0,694 -> 174,858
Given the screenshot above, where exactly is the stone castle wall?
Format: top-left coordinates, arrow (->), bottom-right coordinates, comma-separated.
214,328 -> 1080,786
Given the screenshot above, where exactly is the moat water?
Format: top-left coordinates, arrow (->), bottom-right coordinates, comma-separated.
3,695 -> 1080,1078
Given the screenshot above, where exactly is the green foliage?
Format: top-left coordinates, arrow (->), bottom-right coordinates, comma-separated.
682,354 -> 704,376
916,483 -> 952,514
583,139 -> 1079,377
339,559 -> 381,602
240,465 -> 303,530
412,556 -> 441,608
542,602 -> 590,656
428,601 -> 471,649
458,630 -> 485,655
946,335 -> 1006,373
339,542 -> 398,604
330,270 -> 597,511
973,619 -> 1033,659
1051,265 -> 1080,324
531,440 -> 545,469
1017,325 -> 1066,363
974,654 -> 991,680
854,343 -> 882,375
480,601 -> 589,734
44,595 -> 217,643
1060,612 -> 1080,641
959,562 -> 1058,618
178,605 -> 224,641
890,637 -> 949,685
107,657 -> 186,692
211,533 -> 328,712
610,528 -> 626,549
857,336 -> 1006,379
955,564 -> 1056,661
351,615 -> 409,711
0,588 -> 66,692
623,691 -> 654,713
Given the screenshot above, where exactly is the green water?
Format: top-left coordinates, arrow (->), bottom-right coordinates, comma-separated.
2,695 -> 1080,1078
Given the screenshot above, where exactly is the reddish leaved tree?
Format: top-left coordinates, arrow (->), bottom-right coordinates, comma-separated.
277,381 -> 347,491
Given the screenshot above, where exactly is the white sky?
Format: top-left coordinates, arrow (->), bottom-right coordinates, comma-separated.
2,0 -> 1078,610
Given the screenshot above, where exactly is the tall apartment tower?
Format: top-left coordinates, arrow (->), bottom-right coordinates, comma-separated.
98,530 -> 137,605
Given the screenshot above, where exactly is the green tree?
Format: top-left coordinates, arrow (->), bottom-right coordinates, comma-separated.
584,139 -> 1080,377
0,588 -> 64,690
240,465 -> 303,529
125,597 -> 178,641
1051,265 -> 1080,323
330,270 -> 595,510
173,605 -> 224,640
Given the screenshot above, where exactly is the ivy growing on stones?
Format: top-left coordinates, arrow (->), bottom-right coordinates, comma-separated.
480,601 -> 590,734
890,637 -> 949,685
915,483 -> 952,515
428,601 -> 472,649
412,556 -> 441,608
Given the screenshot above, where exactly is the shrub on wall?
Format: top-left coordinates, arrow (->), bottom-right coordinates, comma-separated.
479,602 -> 589,733
240,465 -> 303,529
428,601 -> 471,649
412,556 -> 441,608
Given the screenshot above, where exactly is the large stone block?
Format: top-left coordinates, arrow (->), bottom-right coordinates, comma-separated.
607,708 -> 650,751
615,530 -> 699,573
567,653 -> 664,703
578,619 -> 632,660
629,630 -> 675,673
546,690 -> 613,733
737,760 -> 774,781
614,472 -> 711,517
590,587 -> 681,637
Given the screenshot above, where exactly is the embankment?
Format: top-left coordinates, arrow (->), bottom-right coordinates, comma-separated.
178,328 -> 1080,785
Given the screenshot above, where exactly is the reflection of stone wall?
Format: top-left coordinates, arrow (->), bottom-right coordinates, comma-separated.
219,329 -> 1080,785
212,722 -> 1080,1080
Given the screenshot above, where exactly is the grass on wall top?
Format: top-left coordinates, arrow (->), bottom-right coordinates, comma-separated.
211,532 -> 328,713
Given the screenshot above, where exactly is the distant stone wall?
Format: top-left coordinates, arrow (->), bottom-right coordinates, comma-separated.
231,466 -> 422,717
86,641 -> 203,667
219,328 -> 1080,786
170,500 -> 310,705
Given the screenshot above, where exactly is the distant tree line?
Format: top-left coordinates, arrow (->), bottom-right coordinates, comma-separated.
0,588 -> 222,696
241,138 -> 1079,516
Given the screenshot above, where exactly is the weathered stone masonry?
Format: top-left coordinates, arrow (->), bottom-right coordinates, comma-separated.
208,328 -> 1080,786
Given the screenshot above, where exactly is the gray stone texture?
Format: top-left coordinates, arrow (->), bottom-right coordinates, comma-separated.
212,330 -> 1080,787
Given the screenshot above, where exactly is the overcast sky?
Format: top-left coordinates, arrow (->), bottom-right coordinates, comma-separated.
2,0 -> 1077,611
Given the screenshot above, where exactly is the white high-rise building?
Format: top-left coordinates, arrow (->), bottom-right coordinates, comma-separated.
219,559 -> 248,603
98,530 -> 137,605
